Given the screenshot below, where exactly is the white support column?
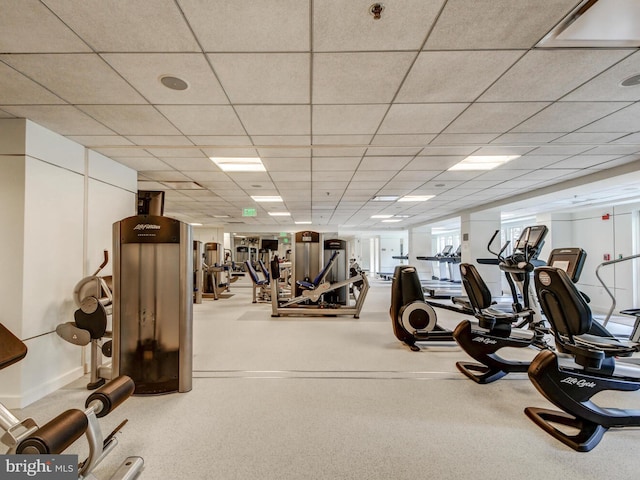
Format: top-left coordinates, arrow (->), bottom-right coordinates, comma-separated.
409,227 -> 432,280
460,210 -> 502,297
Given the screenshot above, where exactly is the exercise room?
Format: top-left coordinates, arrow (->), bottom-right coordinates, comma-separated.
2,1 -> 640,479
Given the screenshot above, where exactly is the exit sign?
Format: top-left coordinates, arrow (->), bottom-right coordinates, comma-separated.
242,208 -> 257,217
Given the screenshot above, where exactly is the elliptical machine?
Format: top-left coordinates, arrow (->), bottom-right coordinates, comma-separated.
390,264 -> 455,351
452,225 -> 558,383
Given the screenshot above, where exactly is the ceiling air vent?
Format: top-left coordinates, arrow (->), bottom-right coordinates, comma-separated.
537,0 -> 640,48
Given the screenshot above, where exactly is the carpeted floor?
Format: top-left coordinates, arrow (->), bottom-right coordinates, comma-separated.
11,275 -> 640,479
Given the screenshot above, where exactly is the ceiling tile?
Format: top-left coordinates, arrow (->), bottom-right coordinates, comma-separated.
578,103 -> 640,133
179,0 -> 309,52
103,53 -> 228,104
514,102 -> 632,133
313,52 -> 414,104
371,134 -> 434,146
404,156 -> 461,170
148,148 -> 206,158
378,103 -> 469,134
188,136 -> 253,146
563,50 -> 640,101
397,51 -> 523,102
66,135 -> 134,147
430,133 -> 500,145
79,105 -> 182,135
156,105 -> 245,136
163,158 -> 219,171
445,102 -> 548,133
116,158 -> 173,171
2,54 -> 146,104
0,62 -> 65,104
313,0 -> 442,51
491,132 -> 564,144
549,156 -> 622,169
258,147 -> 311,158
425,0 -> 578,49
393,170 -> 441,182
209,53 -> 309,104
312,157 -> 360,171
359,156 -> 412,170
0,0 -> 92,52
312,146 -> 366,157
43,0 -> 199,52
2,105 -> 114,135
235,105 -> 310,135
553,132 -> 627,144
499,155 -> 567,169
480,49 -> 633,102
262,158 -> 311,172
352,170 -> 396,181
365,146 -> 423,156
313,105 -> 388,135
271,171 -> 311,182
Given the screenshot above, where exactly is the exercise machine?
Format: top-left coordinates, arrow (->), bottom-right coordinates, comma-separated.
245,260 -> 270,303
113,214 -> 193,395
270,252 -> 369,318
390,264 -> 456,351
203,242 -> 239,300
526,266 -> 640,451
452,244 -> 587,384
422,246 -> 462,299
595,253 -> 640,341
56,250 -> 114,390
0,323 -> 144,478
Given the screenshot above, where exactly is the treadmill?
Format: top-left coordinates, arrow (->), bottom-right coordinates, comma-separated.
419,245 -> 463,299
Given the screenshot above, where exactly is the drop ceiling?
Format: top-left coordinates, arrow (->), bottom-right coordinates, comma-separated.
2,0 -> 640,232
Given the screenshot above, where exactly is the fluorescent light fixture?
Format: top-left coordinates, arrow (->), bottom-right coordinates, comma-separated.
448,155 -> 520,171
372,195 -> 400,201
210,157 -> 265,172
213,215 -> 230,218
371,214 -> 393,219
382,219 -> 402,223
251,195 -> 282,202
295,221 -> 312,224
268,212 -> 291,217
398,195 -> 434,202
189,222 -> 203,226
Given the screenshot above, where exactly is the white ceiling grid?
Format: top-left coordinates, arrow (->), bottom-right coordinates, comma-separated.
1,0 -> 640,230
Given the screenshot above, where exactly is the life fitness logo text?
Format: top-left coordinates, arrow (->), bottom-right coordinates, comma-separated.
472,336 -> 497,345
134,223 -> 161,237
560,376 -> 597,388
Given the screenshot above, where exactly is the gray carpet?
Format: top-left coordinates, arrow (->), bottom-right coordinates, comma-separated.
11,275 -> 640,479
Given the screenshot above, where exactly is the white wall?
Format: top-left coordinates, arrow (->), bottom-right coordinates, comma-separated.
0,119 -> 136,407
571,204 -> 639,319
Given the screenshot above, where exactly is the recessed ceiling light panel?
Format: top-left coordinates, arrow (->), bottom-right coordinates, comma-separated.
398,195 -> 434,202
211,157 -> 265,172
448,155 -> 519,171
251,195 -> 282,202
